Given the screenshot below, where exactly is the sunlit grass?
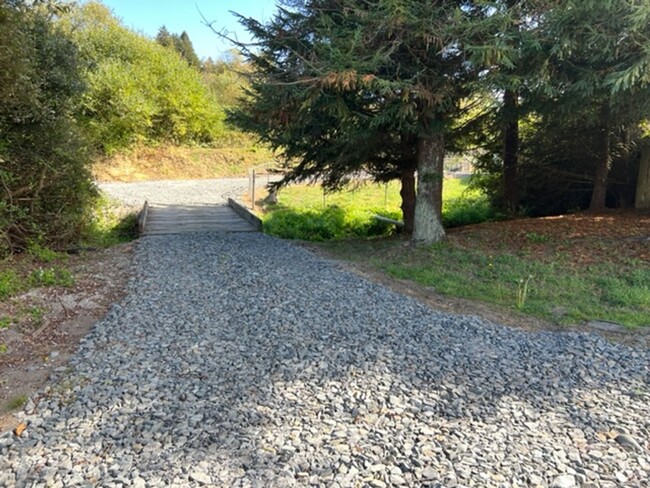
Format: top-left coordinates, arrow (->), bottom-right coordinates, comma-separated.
263,177 -> 494,240
321,240 -> 650,328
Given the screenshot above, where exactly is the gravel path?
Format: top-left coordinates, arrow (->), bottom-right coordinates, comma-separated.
1,230 -> 649,487
98,178 -> 251,206
3,178 -> 650,486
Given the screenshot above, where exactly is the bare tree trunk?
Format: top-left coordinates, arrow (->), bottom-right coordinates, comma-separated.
503,88 -> 519,214
400,168 -> 416,234
636,142 -> 650,209
412,133 -> 445,244
589,104 -> 611,211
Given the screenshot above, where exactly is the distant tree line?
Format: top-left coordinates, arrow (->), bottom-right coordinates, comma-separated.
231,0 -> 650,243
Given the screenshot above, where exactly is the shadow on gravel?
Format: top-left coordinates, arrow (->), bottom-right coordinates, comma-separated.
6,232 -> 650,485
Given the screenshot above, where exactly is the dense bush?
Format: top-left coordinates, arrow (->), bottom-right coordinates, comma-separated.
62,2 -> 225,153
0,2 -> 96,254
263,206 -> 399,241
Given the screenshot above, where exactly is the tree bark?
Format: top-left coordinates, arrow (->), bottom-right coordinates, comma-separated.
400,168 -> 416,234
589,103 -> 611,211
503,88 -> 519,214
412,133 -> 445,244
635,142 -> 650,209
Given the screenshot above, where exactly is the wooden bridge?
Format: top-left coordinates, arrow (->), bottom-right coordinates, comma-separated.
138,200 -> 261,236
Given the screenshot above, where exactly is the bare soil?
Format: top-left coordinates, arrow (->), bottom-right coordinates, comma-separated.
93,144 -> 274,182
0,243 -> 134,434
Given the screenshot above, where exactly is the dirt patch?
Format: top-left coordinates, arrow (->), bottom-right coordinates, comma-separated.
0,243 -> 134,433
449,210 -> 650,265
93,143 -> 274,182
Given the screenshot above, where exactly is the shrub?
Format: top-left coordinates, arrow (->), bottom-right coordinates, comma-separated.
263,205 -> 398,240
62,3 -> 225,153
0,2 -> 97,254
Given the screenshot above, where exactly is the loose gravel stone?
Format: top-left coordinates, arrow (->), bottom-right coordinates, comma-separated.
0,220 -> 649,487
98,177 -> 262,207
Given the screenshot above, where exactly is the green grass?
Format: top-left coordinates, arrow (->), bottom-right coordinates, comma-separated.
0,316 -> 12,329
6,395 -> 27,410
263,177 -> 494,240
28,267 -> 74,288
0,192 -> 136,303
322,240 -> 650,328
0,270 -> 20,299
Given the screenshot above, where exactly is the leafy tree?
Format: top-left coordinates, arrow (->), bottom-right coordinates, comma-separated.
62,2 -> 224,153
0,0 -> 95,253
202,51 -> 251,108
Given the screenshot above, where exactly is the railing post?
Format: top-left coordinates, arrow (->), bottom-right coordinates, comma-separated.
251,169 -> 256,210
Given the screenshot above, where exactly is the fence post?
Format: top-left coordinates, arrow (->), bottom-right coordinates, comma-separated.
250,169 -> 256,210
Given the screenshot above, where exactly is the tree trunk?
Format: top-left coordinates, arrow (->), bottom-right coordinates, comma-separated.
412,133 -> 445,244
589,104 -> 611,211
503,88 -> 519,214
400,168 -> 416,234
636,142 -> 650,209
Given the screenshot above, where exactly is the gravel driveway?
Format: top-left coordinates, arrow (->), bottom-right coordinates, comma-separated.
1,181 -> 649,487
98,178 -> 251,206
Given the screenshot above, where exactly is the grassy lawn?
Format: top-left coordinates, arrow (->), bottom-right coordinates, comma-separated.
319,212 -> 650,328
261,177 -> 494,240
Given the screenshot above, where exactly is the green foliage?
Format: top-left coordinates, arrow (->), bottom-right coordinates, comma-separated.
264,205 -> 398,241
0,317 -> 11,329
156,26 -> 201,69
525,232 -> 551,244
6,395 -> 27,410
28,267 -> 74,288
63,3 -> 224,153
203,52 -> 250,109
81,194 -> 139,248
442,194 -> 494,228
263,177 -> 494,239
0,270 -> 20,299
0,1 -> 97,253
27,242 -> 65,263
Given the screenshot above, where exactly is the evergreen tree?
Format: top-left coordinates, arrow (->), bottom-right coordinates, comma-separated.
155,25 -> 173,47
538,0 -> 650,211
231,0 -> 481,243
155,26 -> 201,69
179,31 -> 201,69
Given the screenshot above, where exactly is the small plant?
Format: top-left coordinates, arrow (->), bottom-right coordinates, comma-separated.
0,270 -> 20,299
516,275 -> 534,309
0,343 -> 7,354
0,316 -> 12,329
27,242 -> 64,263
28,267 -> 74,287
28,307 -> 44,327
6,395 -> 27,410
526,232 -> 551,244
